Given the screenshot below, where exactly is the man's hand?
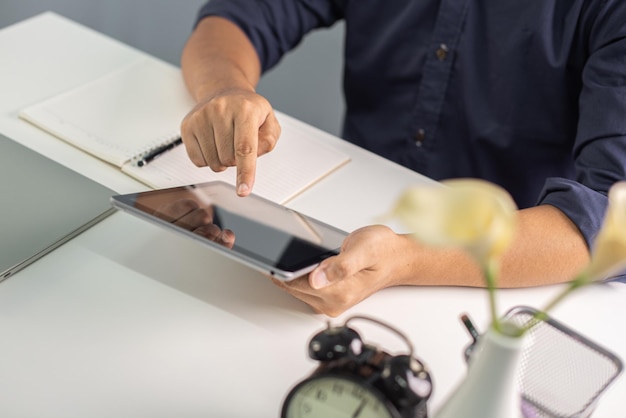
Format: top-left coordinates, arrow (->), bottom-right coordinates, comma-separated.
271,225 -> 414,317
181,15 -> 282,197
180,87 -> 281,196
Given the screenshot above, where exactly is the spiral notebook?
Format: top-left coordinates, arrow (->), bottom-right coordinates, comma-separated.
19,57 -> 350,204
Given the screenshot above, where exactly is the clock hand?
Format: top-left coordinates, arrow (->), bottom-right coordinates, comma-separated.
352,398 -> 367,418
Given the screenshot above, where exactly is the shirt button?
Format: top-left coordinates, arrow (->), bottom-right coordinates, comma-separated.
415,129 -> 425,147
436,44 -> 449,61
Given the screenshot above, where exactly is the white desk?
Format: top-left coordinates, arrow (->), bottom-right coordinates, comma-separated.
1,12 -> 625,418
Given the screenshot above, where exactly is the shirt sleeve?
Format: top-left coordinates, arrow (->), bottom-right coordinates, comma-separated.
195,0 -> 344,72
537,0 -> 626,282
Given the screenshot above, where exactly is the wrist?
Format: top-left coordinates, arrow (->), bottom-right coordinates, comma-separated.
193,75 -> 256,103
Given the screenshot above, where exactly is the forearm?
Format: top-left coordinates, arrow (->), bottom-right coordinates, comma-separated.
181,16 -> 261,102
396,204 -> 590,288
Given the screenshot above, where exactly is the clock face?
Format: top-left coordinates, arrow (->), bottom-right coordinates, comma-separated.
282,375 -> 397,418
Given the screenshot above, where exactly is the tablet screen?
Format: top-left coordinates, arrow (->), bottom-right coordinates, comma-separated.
111,181 -> 347,279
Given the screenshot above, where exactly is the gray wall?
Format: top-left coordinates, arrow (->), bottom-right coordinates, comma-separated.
0,0 -> 345,136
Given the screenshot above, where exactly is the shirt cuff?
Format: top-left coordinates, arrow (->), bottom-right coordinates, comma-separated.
537,177 -> 626,282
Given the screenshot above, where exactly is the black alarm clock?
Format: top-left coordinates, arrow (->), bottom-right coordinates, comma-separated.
281,315 -> 433,418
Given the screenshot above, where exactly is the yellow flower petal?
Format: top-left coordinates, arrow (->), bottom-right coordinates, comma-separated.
390,178 -> 518,266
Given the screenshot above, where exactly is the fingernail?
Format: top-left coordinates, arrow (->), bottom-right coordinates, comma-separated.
311,269 -> 330,289
237,183 -> 250,196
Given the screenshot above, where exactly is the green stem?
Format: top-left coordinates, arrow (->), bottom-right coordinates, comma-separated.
521,274 -> 588,334
540,275 -> 586,315
484,260 -> 500,333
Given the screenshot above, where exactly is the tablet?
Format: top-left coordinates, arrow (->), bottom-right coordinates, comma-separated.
110,181 -> 348,280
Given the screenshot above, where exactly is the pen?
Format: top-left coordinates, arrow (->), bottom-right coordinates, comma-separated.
460,313 -> 480,342
460,313 -> 481,363
137,137 -> 183,167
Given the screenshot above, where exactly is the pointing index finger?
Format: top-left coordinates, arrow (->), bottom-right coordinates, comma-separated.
233,116 -> 259,196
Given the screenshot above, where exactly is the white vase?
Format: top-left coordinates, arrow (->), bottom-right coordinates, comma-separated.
433,325 -> 524,418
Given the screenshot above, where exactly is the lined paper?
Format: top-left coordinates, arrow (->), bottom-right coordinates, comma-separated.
20,58 -> 193,167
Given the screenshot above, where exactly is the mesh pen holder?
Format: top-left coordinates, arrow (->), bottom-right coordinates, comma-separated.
463,306 -> 623,418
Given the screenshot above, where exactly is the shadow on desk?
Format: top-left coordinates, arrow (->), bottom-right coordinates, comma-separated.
81,212 -> 319,328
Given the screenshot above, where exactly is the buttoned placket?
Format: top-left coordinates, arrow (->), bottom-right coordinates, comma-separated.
410,0 -> 470,169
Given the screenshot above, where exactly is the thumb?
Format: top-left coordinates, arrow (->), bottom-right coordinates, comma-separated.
309,265 -> 331,290
309,226 -> 389,290
309,251 -> 361,290
257,111 -> 281,155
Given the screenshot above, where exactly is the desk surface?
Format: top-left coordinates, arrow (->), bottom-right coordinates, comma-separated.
1,12 -> 625,418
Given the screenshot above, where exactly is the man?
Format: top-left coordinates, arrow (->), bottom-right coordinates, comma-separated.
180,0 -> 626,316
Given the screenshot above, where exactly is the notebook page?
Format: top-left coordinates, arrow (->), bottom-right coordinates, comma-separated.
19,57 -> 194,167
122,112 -> 351,204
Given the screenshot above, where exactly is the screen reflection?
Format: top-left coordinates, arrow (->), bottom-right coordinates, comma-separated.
132,184 -> 345,271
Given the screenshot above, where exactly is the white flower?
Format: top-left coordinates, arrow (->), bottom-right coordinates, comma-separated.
390,178 -> 518,267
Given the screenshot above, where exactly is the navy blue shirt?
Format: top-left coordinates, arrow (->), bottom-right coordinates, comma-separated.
195,0 -> 626,273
